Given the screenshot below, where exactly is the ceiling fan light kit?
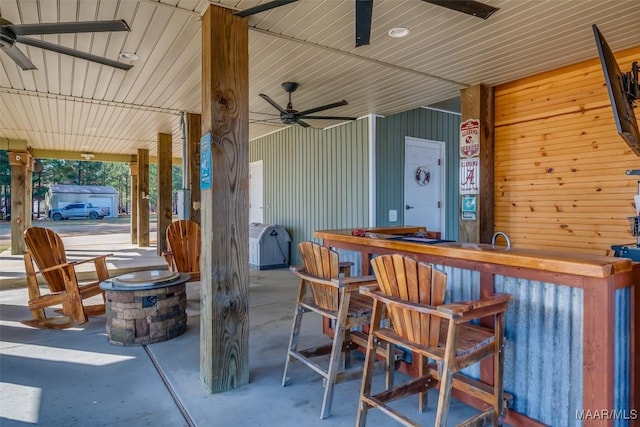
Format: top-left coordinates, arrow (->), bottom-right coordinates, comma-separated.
0,18 -> 133,71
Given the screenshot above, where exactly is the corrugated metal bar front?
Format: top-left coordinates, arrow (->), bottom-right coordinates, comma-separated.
318,254 -> 632,425
333,248 -> 363,277
615,287 -> 632,427
428,267 -> 585,426
494,276 -> 583,427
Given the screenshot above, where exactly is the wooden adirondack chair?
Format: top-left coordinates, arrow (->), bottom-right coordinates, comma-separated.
357,254 -> 512,427
163,220 -> 201,282
22,227 -> 110,329
283,241 -> 394,419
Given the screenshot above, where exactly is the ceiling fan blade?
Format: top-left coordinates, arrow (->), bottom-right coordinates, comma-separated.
9,20 -> 131,36
1,44 -> 37,70
302,116 -> 358,121
422,0 -> 499,20
234,0 -> 299,18
297,100 -> 349,116
250,119 -> 287,127
15,36 -> 132,70
295,118 -> 311,128
259,93 -> 288,114
355,0 -> 374,47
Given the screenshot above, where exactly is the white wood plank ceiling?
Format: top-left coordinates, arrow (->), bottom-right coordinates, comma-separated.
1,0 -> 639,158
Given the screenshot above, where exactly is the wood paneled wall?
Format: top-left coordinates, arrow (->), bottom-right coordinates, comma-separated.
494,46 -> 640,256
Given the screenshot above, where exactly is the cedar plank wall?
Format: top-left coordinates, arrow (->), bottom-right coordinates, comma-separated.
494,46 -> 640,256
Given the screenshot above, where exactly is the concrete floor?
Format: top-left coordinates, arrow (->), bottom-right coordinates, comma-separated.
0,231 -> 484,426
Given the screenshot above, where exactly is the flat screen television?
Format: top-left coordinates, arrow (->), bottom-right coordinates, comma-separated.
592,24 -> 640,156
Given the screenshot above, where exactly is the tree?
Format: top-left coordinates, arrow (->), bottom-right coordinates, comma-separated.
0,154 -> 184,218
0,151 -> 9,219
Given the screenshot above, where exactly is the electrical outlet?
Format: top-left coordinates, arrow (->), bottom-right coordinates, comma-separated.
389,210 -> 397,222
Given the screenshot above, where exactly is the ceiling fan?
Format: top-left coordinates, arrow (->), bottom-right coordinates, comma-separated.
234,0 -> 499,47
0,18 -> 133,71
259,82 -> 357,128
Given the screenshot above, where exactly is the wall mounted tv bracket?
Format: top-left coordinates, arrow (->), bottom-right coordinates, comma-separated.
623,62 -> 639,103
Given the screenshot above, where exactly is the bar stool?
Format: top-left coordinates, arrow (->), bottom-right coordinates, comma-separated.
357,254 -> 512,426
283,241 -> 394,419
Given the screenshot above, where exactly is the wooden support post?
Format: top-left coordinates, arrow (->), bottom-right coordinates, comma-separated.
582,277 -> 616,426
157,133 -> 173,256
130,157 -> 138,244
8,151 -> 33,255
137,149 -> 150,247
459,84 -> 494,244
200,4 -> 250,392
187,113 -> 202,225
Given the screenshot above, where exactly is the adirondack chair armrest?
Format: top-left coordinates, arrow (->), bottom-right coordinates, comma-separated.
333,275 -> 377,291
291,268 -> 376,290
360,288 -> 451,319
292,270 -> 339,288
289,265 -> 304,273
31,261 -> 74,276
437,293 -> 513,320
358,283 -> 380,294
71,254 -> 112,267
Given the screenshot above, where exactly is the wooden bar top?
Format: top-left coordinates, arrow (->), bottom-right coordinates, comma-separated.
315,228 -> 633,279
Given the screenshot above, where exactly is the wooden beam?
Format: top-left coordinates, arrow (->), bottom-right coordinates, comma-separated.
0,139 -> 27,151
459,84 -> 495,244
8,151 -> 33,255
137,149 -> 150,247
157,133 -> 173,256
200,4 -> 250,392
130,158 -> 138,245
31,149 -> 182,165
187,112 -> 202,225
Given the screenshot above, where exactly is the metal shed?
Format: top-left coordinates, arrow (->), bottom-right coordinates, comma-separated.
46,185 -> 118,218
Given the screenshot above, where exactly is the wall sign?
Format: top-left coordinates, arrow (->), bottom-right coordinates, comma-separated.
459,157 -> 479,194
200,132 -> 212,190
460,119 -> 480,158
461,195 -> 477,220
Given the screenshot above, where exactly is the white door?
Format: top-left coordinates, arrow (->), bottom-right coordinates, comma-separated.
404,137 -> 445,233
249,161 -> 264,224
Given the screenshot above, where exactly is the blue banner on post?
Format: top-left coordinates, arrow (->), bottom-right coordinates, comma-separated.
200,132 -> 212,190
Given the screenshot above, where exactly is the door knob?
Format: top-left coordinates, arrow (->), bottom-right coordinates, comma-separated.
405,204 -> 414,210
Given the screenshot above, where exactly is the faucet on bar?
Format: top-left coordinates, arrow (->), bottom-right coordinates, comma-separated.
491,231 -> 511,249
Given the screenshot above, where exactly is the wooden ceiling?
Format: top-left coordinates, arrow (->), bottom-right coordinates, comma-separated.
1,0 -> 639,159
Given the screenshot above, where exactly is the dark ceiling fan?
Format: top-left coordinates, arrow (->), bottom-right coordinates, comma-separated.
259,82 -> 357,128
234,0 -> 499,47
0,18 -> 133,71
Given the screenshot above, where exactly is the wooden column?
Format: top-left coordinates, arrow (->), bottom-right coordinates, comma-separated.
157,133 -> 173,256
200,4 -> 249,392
582,277 -> 616,426
137,149 -> 150,247
459,84 -> 494,244
187,112 -> 202,225
8,151 -> 33,255
130,157 -> 138,244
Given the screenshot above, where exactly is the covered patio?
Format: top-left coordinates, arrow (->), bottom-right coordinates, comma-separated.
1,1 -> 639,426
0,228 -> 481,426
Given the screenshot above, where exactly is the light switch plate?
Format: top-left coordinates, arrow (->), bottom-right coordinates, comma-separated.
389,210 -> 397,222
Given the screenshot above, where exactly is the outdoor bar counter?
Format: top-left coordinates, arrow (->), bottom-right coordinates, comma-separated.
315,227 -> 640,427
